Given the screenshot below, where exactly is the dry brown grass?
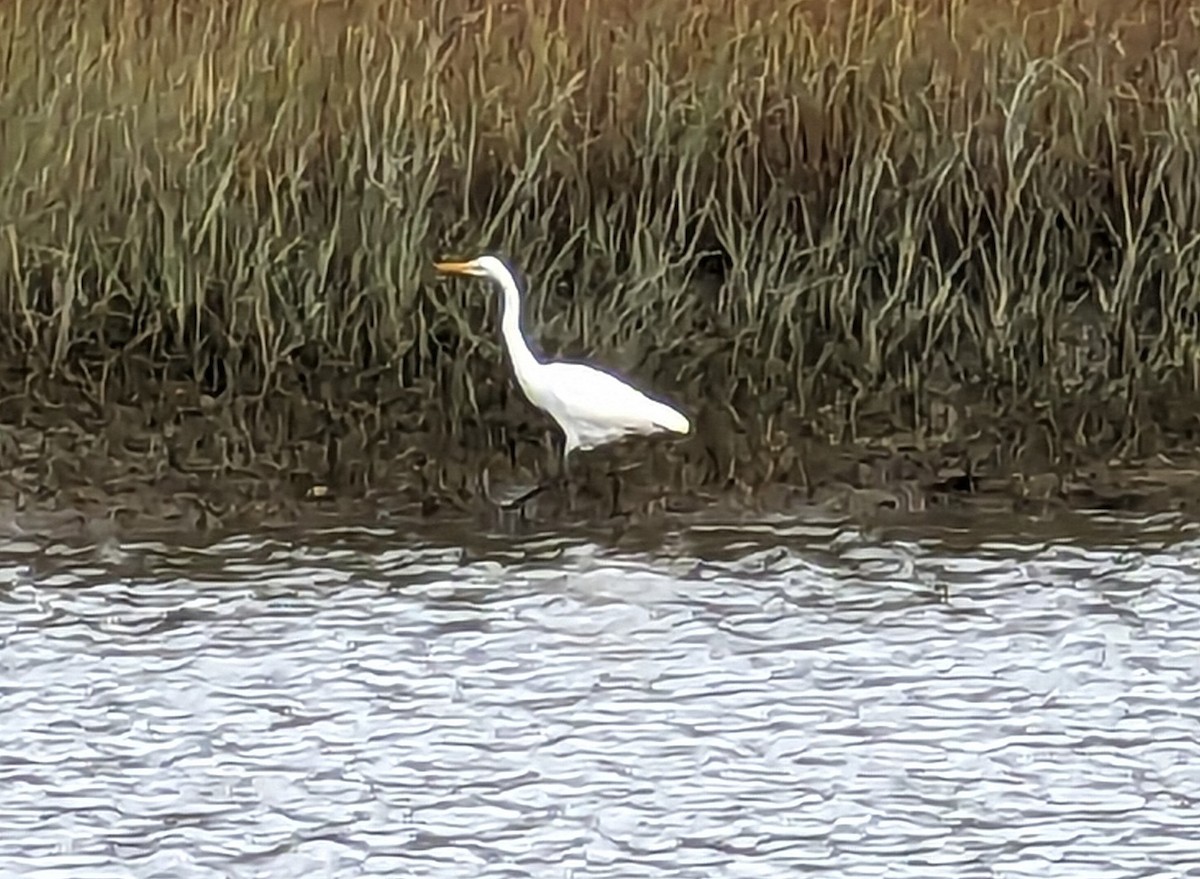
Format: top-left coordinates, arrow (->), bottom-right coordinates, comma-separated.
2,0 -> 1200,491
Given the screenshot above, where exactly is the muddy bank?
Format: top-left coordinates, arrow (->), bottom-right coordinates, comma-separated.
4,369 -> 1200,542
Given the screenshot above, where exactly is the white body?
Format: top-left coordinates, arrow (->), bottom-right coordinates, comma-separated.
436,255 -> 691,458
514,359 -> 690,456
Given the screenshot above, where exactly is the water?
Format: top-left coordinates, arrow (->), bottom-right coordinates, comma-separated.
2,507 -> 1200,878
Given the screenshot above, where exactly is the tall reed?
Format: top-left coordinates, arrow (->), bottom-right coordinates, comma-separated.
1,0 -> 1198,487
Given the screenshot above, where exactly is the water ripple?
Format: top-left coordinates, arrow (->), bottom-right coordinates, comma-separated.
1,510 -> 1199,877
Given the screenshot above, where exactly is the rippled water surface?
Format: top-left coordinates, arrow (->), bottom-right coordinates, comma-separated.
2,507 -> 1200,878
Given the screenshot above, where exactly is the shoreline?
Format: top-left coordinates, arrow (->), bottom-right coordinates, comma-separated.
4,397 -> 1200,543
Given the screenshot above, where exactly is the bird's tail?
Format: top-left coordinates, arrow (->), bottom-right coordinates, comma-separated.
650,399 -> 691,435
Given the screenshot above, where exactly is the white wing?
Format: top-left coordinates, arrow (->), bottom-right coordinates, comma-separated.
535,361 -> 690,448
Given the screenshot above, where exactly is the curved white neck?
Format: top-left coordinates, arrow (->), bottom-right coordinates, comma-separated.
493,267 -> 541,380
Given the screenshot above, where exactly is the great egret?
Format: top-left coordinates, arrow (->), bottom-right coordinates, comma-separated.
433,254 -> 691,503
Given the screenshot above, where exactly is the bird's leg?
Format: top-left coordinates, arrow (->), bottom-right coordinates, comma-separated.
605,458 -> 642,517
492,438 -> 569,511
495,481 -> 552,510
560,448 -> 577,512
608,468 -> 623,517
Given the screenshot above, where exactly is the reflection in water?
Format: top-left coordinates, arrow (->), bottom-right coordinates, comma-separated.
1,510 -> 1199,877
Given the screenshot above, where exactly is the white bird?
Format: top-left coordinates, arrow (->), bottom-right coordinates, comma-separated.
433,254 -> 691,494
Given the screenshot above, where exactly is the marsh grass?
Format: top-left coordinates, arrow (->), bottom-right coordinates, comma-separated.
2,0 -> 1200,493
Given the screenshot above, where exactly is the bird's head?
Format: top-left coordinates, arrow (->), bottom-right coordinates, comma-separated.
433,254 -> 512,282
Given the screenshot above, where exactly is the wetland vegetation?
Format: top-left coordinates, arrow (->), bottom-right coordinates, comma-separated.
2,0 -> 1199,526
